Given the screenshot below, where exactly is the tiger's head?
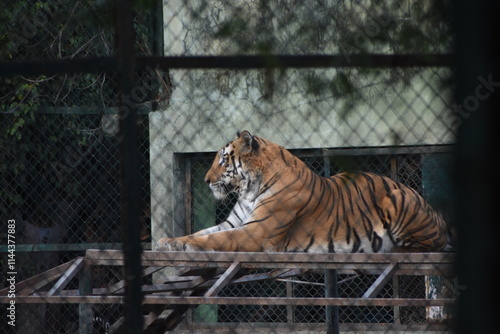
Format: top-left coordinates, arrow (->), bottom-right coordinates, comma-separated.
204,130 -> 261,200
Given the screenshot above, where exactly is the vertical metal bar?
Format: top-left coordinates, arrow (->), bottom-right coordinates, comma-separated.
115,0 -> 143,333
325,269 -> 340,334
455,1 -> 500,333
323,151 -> 339,334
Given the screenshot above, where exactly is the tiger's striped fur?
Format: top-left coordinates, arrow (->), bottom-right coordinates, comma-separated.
156,130 -> 449,253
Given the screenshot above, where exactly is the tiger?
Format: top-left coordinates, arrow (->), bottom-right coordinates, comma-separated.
156,130 -> 450,253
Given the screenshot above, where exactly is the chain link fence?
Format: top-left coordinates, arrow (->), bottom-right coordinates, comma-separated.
0,0 -> 462,333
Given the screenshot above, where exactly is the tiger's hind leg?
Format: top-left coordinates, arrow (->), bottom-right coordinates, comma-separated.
380,188 -> 449,252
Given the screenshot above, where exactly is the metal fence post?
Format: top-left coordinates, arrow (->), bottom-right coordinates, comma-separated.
116,0 -> 143,333
323,152 -> 339,334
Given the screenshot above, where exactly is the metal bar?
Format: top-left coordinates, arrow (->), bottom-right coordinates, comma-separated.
362,262 -> 398,298
325,269 -> 339,334
115,0 -> 143,332
0,57 -> 117,76
139,54 -> 454,69
0,243 -> 151,253
47,258 -> 85,296
0,54 -> 453,77
0,295 -> 456,306
180,144 -> 455,164
323,151 -> 339,334
317,144 -> 455,157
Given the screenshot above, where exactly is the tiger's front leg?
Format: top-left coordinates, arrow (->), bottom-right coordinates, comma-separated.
155,220 -> 245,251
156,235 -> 207,251
156,225 -> 271,252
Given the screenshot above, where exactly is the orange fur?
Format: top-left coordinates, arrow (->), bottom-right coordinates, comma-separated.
157,131 -> 449,253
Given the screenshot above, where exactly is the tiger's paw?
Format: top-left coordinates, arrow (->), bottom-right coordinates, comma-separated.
155,237 -> 204,251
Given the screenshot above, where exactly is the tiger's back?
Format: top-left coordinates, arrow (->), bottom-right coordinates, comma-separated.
278,170 -> 449,253
156,131 -> 450,253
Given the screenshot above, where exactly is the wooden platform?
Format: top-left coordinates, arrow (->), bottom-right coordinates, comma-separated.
0,250 -> 457,333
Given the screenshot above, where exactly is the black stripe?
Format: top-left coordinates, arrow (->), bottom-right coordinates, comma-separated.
351,228 -> 361,252
361,173 -> 386,222
394,194 -> 424,237
244,215 -> 272,225
327,214 -> 336,253
356,203 -> 374,241
328,238 -> 335,253
279,148 -> 289,166
371,231 -> 383,252
304,236 -> 315,252
381,175 -> 393,194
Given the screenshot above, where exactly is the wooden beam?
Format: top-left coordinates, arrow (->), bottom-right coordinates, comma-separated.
204,262 -> 241,297
0,258 -> 77,296
47,258 -> 85,296
110,268 -> 218,333
107,266 -> 164,294
362,262 -> 399,298
85,250 -> 456,270
0,295 -> 456,307
160,268 -> 220,332
86,249 -> 456,263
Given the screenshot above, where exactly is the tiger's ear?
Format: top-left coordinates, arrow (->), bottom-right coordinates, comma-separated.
237,130 -> 259,154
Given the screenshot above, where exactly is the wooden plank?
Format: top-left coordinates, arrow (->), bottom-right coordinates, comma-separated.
85,250 -> 456,271
132,268 -> 306,294
110,268 -> 219,333
78,259 -> 93,334
183,322 -> 451,333
86,249 -> 456,264
0,295 -> 456,307
204,262 -> 241,297
85,259 -> 453,275
161,268 -> 220,332
106,266 -> 164,294
0,258 -> 77,296
232,268 -> 307,285
47,258 -> 85,296
362,262 -> 399,298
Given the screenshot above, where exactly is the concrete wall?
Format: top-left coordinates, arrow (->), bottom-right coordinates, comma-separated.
150,0 -> 454,245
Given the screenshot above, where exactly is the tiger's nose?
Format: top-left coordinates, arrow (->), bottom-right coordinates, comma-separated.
204,176 -> 210,184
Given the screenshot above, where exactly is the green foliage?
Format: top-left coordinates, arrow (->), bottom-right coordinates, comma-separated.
206,0 -> 453,116
0,0 -> 158,223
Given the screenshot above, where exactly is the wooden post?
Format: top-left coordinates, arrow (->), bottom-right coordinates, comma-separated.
79,261 -> 93,334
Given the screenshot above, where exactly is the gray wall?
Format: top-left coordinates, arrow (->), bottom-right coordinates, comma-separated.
150,0 -> 454,245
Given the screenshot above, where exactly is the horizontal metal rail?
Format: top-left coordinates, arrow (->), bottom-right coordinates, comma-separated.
0,54 -> 453,77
